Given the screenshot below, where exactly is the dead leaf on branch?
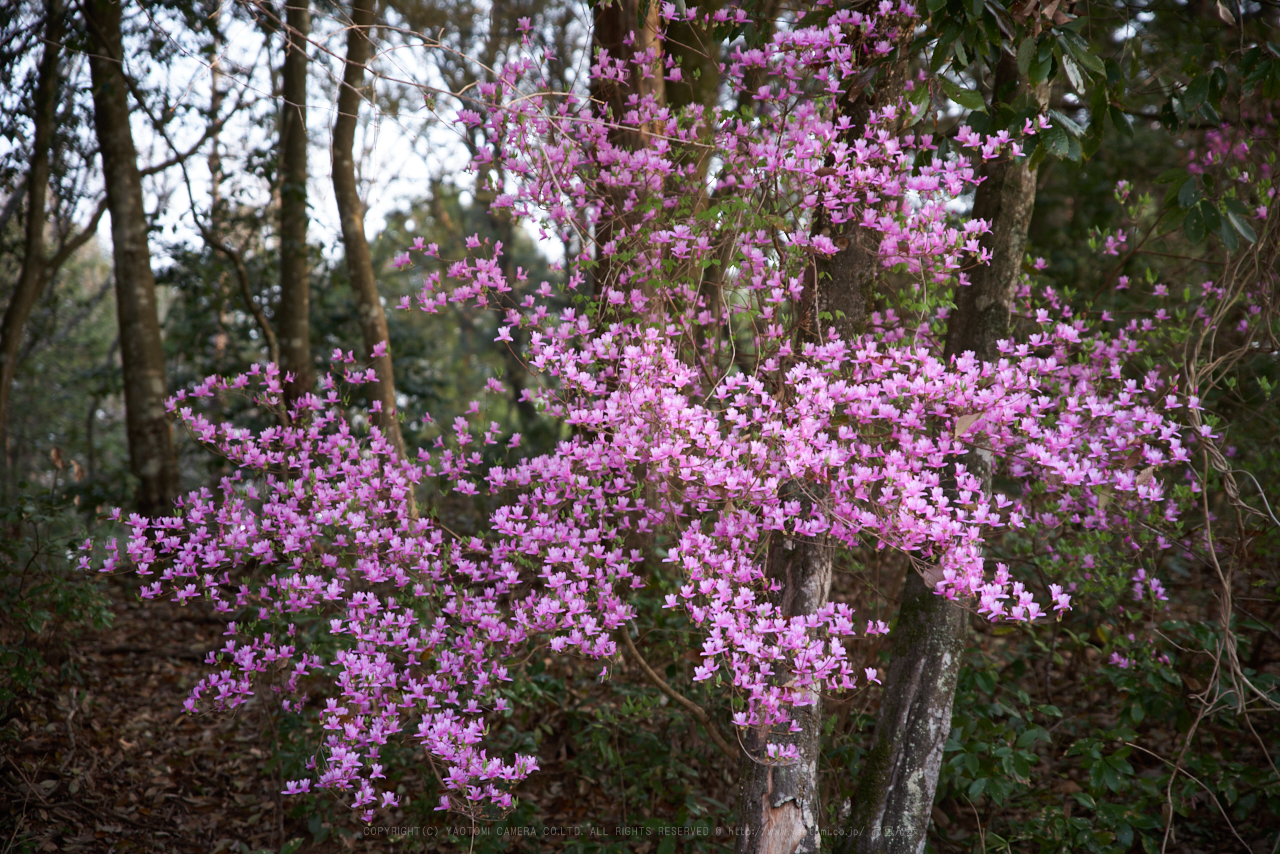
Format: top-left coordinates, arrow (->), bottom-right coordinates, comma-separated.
953,412 -> 985,439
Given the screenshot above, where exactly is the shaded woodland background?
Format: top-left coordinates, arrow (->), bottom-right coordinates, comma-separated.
2,0 -> 1280,851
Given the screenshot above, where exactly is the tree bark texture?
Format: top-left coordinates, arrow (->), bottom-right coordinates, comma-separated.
85,0 -> 181,515
944,61 -> 1047,363
800,17 -> 914,343
0,0 -> 62,476
733,33 -> 915,854
841,573 -> 966,854
591,0 -> 665,150
735,491 -> 834,854
279,0 -> 313,403
842,57 -> 1047,854
590,0 -> 665,302
332,0 -> 406,459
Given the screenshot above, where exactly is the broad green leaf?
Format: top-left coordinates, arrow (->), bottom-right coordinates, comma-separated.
1059,29 -> 1106,75
1030,48 -> 1054,85
1177,177 -> 1199,208
1226,209 -> 1258,243
1200,199 -> 1222,234
1061,53 -> 1085,92
1017,36 -> 1035,78
1220,217 -> 1240,251
1183,74 -> 1209,109
1044,123 -> 1070,159
940,77 -> 986,111
1109,104 -> 1134,137
1048,108 -> 1084,137
1026,139 -> 1047,170
1183,205 -> 1206,243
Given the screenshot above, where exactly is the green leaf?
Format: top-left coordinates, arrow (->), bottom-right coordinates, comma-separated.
1200,199 -> 1222,234
1220,216 -> 1240,251
984,0 -> 1016,39
1030,48 -> 1054,85
1210,66 -> 1229,100
1155,167 -> 1188,184
1183,74 -> 1210,110
1109,104 -> 1134,137
1183,205 -> 1206,243
927,0 -> 947,11
1061,53 -> 1085,92
1017,37 -> 1035,78
1048,108 -> 1085,137
968,777 -> 988,798
1223,207 -> 1254,241
940,77 -> 986,111
1059,29 -> 1106,75
1016,726 -> 1050,748
1026,139 -> 1047,171
1177,177 -> 1199,208
1082,128 -> 1102,159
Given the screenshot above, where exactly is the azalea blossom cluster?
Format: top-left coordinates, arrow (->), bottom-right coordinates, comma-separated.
91,6 -> 1199,821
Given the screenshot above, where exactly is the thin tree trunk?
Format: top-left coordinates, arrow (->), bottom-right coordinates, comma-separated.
84,0 -> 180,515
332,0 -> 406,459
590,0 -> 664,301
734,506 -> 833,854
279,0 -> 313,403
734,27 -> 913,852
842,57 -> 1047,854
0,0 -> 62,491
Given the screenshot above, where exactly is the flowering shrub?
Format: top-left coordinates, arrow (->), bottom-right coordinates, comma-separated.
88,3 -> 1206,822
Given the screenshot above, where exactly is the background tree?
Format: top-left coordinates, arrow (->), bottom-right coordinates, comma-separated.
83,0 -> 180,514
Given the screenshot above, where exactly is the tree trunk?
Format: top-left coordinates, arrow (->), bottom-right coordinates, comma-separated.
85,0 -> 181,516
589,0 -> 665,301
0,0 -> 62,490
279,0 -> 313,403
332,0 -> 406,459
944,69 -> 1046,364
734,27 -> 913,852
734,507 -> 833,854
841,56 -> 1047,854
841,573 -> 966,854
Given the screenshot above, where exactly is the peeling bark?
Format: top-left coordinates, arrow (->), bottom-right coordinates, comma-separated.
85,0 -> 180,514
332,0 -> 406,460
735,503 -> 833,854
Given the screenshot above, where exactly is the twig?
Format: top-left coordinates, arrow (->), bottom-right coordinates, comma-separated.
616,624 -> 736,760
1126,740 -> 1251,853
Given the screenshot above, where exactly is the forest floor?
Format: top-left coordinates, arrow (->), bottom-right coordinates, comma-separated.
1,572 -> 341,854
0,573 -> 731,854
